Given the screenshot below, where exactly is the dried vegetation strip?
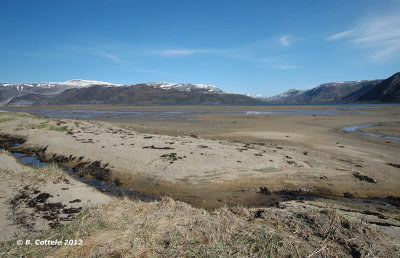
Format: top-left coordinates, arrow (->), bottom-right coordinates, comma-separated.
1,195 -> 399,257
1,163 -> 68,185
0,162 -> 399,257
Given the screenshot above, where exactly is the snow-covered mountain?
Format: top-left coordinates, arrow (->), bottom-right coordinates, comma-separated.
1,79 -> 122,89
264,80 -> 382,104
1,74 -> 398,106
144,82 -> 230,94
0,79 -> 262,106
245,93 -> 267,99
265,88 -> 304,102
0,79 -> 123,106
58,79 -> 123,87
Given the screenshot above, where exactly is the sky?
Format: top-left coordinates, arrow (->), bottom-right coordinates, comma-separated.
1,0 -> 399,96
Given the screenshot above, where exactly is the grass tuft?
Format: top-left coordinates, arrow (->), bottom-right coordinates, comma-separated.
49,125 -> 68,132
0,197 -> 286,257
25,121 -> 68,132
0,162 -> 67,184
0,118 -> 15,123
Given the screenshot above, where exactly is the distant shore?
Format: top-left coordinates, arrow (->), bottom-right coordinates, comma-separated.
3,103 -> 400,111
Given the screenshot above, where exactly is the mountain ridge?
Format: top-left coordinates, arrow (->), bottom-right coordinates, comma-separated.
356,72 -> 400,102
264,80 -> 383,104
1,81 -> 262,106
1,73 -> 399,106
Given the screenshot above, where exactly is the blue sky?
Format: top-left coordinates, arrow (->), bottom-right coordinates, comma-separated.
1,0 -> 399,96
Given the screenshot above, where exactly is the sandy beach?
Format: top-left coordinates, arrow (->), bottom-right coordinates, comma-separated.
1,106 -> 400,256
0,106 -> 399,208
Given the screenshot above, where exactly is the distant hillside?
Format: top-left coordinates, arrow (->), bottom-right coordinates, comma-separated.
265,80 -> 381,104
357,72 -> 400,102
1,73 -> 399,106
1,80 -> 264,106
0,80 -> 122,106
265,72 -> 400,104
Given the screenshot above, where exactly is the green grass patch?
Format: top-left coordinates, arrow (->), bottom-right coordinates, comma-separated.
0,169 -> 13,175
27,122 -> 48,129
24,122 -> 68,132
49,125 -> 68,132
0,117 -> 14,123
37,122 -> 48,129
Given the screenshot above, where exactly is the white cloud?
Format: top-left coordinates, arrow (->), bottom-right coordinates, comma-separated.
327,13 -> 400,60
278,35 -> 290,47
353,15 -> 400,44
272,65 -> 301,70
353,15 -> 400,60
84,47 -> 174,76
98,51 -> 121,62
326,30 -> 354,40
152,49 -> 209,57
147,37 -> 299,69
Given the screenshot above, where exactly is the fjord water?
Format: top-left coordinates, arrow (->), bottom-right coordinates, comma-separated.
4,104 -> 400,142
4,104 -> 398,121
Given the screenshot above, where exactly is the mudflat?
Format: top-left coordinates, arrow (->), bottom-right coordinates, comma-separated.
0,105 -> 399,209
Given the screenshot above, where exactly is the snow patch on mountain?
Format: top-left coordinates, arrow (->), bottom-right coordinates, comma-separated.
266,88 -> 304,101
145,82 -> 231,94
246,93 -> 267,99
1,79 -> 122,89
59,79 -> 123,87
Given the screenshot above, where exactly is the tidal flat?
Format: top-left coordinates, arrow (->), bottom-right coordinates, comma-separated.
1,105 -> 400,206
1,105 -> 400,256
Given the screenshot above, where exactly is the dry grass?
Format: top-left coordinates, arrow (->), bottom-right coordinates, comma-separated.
24,121 -> 68,132
0,197 -> 284,257
1,163 -> 68,184
0,110 -> 38,119
0,111 -> 46,131
1,194 -> 398,257
0,164 -> 398,257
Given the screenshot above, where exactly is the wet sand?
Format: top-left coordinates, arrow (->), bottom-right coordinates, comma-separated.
0,106 -> 399,210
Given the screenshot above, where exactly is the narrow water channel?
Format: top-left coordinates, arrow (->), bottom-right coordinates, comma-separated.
1,144 -> 158,202
344,123 -> 400,140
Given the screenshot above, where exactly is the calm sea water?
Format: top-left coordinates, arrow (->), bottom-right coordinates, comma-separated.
4,104 -> 399,121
